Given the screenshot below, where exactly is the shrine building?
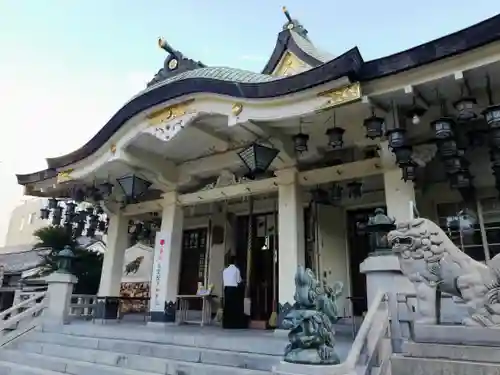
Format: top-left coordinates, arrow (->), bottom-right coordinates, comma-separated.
15,10 -> 500,326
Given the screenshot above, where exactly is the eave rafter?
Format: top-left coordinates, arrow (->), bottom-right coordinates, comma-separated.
190,123 -> 230,152
118,146 -> 179,189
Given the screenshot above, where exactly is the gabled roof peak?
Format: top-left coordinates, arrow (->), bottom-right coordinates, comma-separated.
147,37 -> 206,88
282,6 -> 309,40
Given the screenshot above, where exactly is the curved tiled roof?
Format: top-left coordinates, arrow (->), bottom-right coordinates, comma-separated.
139,66 -> 279,98
0,248 -> 50,274
16,13 -> 500,185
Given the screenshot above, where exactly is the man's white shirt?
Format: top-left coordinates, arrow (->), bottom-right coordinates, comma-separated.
223,264 -> 242,287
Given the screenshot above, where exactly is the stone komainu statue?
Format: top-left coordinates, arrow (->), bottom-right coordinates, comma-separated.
388,217 -> 500,327
282,266 -> 343,365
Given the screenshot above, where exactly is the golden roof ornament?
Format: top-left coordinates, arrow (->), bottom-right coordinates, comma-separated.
281,6 -> 308,38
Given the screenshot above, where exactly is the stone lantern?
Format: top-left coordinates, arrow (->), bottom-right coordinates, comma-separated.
364,208 -> 396,255
56,245 -> 75,274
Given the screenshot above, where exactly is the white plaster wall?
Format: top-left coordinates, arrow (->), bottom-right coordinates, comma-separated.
317,205 -> 350,316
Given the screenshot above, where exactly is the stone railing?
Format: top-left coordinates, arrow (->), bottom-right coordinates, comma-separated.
0,291 -> 47,346
393,291 -> 468,345
69,294 -> 98,320
342,290 -> 392,375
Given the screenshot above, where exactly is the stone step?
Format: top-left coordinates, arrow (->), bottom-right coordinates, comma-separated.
403,341 -> 500,363
13,337 -> 280,372
0,349 -> 271,375
391,354 -> 500,375
40,323 -> 287,355
0,360 -> 64,375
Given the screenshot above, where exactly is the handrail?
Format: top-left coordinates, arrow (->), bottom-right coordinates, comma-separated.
0,299 -> 46,331
0,292 -> 45,321
0,291 -> 47,346
344,290 -> 389,372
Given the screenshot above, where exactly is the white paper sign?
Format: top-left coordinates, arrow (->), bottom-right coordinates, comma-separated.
150,231 -> 170,312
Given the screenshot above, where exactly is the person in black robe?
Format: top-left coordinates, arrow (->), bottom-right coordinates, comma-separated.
222,256 -> 245,329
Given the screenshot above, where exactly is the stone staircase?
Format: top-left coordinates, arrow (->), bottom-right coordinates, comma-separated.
390,324 -> 500,375
391,341 -> 500,375
0,322 -> 287,375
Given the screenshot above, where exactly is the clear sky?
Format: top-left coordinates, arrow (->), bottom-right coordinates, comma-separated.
0,0 -> 498,244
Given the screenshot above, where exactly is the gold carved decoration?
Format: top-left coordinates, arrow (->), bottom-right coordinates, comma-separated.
317,82 -> 362,110
232,103 -> 243,116
56,169 -> 74,184
147,99 -> 195,127
273,52 -> 308,77
168,59 -> 178,70
110,144 -> 117,155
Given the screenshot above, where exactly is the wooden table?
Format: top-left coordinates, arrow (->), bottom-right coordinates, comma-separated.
176,294 -> 215,326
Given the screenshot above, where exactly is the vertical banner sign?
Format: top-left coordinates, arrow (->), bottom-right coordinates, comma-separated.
150,231 -> 170,312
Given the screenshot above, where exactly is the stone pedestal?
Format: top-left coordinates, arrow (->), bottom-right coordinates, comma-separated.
43,272 -> 78,325
360,254 -> 414,308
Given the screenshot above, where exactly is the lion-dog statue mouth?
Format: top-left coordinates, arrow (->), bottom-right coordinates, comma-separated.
387,218 -> 439,262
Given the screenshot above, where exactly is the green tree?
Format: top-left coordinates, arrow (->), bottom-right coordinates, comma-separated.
33,226 -> 104,294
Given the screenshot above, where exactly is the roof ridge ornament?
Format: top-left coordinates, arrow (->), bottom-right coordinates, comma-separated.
147,37 -> 206,87
281,6 -> 309,40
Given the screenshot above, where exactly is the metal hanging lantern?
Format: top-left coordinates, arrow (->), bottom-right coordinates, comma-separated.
453,97 -> 477,122
490,148 -> 500,168
63,221 -> 73,234
401,163 -> 417,182
237,143 -> 280,177
74,210 -> 87,223
492,165 -> 500,178
311,188 -> 332,205
363,112 -> 385,140
448,170 -> 473,189
88,215 -> 99,229
365,208 -> 396,255
99,182 -> 114,197
437,139 -> 460,158
98,220 -> 107,232
347,180 -> 363,199
443,156 -> 468,174
39,208 -> 50,220
72,188 -> 85,203
430,118 -> 455,139
86,227 -> 96,238
116,174 -> 152,203
330,184 -> 343,204
489,129 -> 500,148
386,128 -> 407,150
65,202 -> 77,216
483,105 -> 500,129
94,205 -> 104,215
292,133 -> 310,153
48,198 -> 58,210
74,222 -> 85,237
325,127 -> 345,148
52,207 -> 63,226
393,146 -> 413,165
56,245 -> 75,273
